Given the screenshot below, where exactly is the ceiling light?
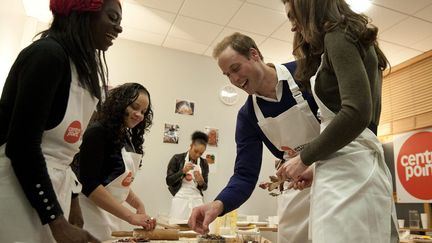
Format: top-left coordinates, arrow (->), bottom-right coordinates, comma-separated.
346,0 -> 371,13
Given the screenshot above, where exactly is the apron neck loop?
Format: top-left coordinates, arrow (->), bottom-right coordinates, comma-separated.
185,151 -> 200,166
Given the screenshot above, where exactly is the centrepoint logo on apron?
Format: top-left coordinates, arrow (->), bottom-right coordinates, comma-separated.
396,131 -> 432,200
281,145 -> 306,158
121,171 -> 134,187
64,120 -> 82,144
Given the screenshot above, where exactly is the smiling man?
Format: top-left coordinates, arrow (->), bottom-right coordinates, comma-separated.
188,32 -> 320,243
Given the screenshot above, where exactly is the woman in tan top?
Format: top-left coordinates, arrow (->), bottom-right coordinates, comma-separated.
277,0 -> 399,242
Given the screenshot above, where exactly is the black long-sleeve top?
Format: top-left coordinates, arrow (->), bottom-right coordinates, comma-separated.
166,152 -> 209,196
79,122 -> 136,197
0,37 -> 71,224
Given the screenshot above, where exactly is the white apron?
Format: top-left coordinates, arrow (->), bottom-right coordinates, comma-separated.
252,64 -> 320,243
0,62 -> 98,243
80,146 -> 142,240
169,152 -> 204,224
309,58 -> 399,243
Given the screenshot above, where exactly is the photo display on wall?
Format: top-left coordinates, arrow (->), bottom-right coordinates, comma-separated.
175,99 -> 194,115
204,151 -> 217,174
163,123 -> 180,144
205,127 -> 219,147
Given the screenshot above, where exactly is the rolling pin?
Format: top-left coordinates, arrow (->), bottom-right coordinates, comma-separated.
111,229 -> 197,240
156,221 -> 180,229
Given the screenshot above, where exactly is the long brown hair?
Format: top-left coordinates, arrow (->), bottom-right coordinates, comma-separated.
287,0 -> 389,83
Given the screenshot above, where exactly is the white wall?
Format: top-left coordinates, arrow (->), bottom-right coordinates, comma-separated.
106,38 -> 279,222
0,10 -> 26,92
0,1 -> 47,93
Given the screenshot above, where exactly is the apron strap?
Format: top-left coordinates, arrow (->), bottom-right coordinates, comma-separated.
278,64 -> 304,104
46,160 -> 82,194
252,95 -> 265,122
253,88 -> 304,123
253,64 -> 304,122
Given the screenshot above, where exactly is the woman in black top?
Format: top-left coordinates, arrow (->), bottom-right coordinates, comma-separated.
78,83 -> 155,240
166,131 -> 209,223
0,0 -> 122,242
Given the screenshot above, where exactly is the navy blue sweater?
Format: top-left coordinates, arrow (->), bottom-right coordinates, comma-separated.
214,62 -> 318,214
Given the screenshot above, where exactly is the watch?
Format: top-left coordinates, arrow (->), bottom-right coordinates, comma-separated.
219,85 -> 239,106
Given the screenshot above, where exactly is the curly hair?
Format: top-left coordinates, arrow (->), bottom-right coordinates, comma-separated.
95,83 -> 153,159
286,0 -> 389,83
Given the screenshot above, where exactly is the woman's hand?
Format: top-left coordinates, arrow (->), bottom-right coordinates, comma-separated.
194,171 -> 204,185
49,216 -> 100,243
287,166 -> 314,190
69,196 -> 84,228
182,162 -> 194,174
136,204 -> 146,215
276,155 -> 308,183
126,213 -> 156,230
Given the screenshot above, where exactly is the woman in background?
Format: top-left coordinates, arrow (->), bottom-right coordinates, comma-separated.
0,0 -> 122,242
79,83 -> 156,240
277,0 -> 398,242
166,131 -> 209,224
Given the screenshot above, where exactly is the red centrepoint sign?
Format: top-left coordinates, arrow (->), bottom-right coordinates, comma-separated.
394,129 -> 432,202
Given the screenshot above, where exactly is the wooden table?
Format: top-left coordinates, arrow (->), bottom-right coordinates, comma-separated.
400,234 -> 432,243
104,237 -> 272,243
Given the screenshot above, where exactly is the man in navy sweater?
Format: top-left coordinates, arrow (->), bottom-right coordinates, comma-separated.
189,32 -> 319,243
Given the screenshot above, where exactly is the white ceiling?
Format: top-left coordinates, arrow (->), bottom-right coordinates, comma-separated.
120,0 -> 432,66
8,0 -> 432,66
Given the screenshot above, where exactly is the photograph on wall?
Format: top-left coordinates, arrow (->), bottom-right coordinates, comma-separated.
204,151 -> 217,174
205,127 -> 219,147
175,99 -> 194,115
163,123 -> 180,144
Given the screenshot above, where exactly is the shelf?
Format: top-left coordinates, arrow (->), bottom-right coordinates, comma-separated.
401,228 -> 432,232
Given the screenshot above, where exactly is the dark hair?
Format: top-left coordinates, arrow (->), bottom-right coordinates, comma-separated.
37,10 -> 109,100
191,131 -> 208,146
95,83 -> 153,157
287,0 -> 389,83
213,32 -> 264,60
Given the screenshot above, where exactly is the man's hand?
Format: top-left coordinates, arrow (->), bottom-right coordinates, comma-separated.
188,200 -> 224,234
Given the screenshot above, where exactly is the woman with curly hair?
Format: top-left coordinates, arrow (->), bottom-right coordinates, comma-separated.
78,83 -> 156,240
277,0 -> 398,242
